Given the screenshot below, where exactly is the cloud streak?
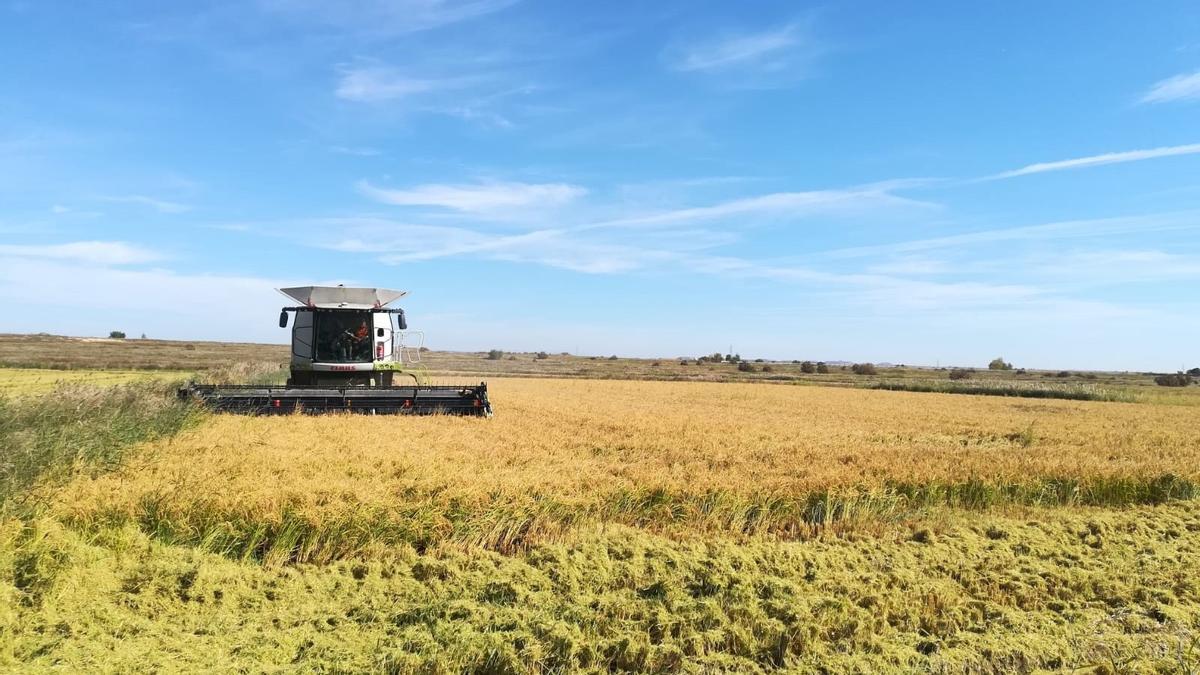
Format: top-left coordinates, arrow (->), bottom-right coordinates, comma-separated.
579,187 -> 938,231
261,0 -> 519,36
335,68 -> 452,102
99,195 -> 191,214
988,142 -> 1200,179
670,22 -> 805,72
1140,69 -> 1200,104
0,241 -> 164,265
357,180 -> 587,213
820,211 -> 1200,259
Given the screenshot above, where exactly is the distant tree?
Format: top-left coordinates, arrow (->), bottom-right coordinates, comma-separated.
680,360 -> 690,366
1188,367 -> 1200,377
419,346 -> 430,352
1056,371 -> 1072,378
761,365 -> 773,373
851,363 -> 877,375
140,333 -> 147,339
737,361 -> 756,372
486,349 -> 504,360
791,360 -> 801,364
753,358 -> 765,363
1155,373 -> 1193,387
534,351 -> 550,360
988,357 -> 1013,371
108,331 -> 126,339
800,361 -> 816,374
948,368 -> 973,380
608,355 -> 619,360
816,362 -> 830,374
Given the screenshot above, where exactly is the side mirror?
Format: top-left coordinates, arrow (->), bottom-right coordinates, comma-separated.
279,310 -> 289,328
396,309 -> 407,330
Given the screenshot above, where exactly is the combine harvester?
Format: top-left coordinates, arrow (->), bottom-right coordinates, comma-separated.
182,286 -> 491,416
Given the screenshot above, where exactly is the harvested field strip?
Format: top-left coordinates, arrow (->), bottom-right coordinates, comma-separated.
0,368 -> 192,396
50,377 -> 1200,560
869,379 -> 1138,402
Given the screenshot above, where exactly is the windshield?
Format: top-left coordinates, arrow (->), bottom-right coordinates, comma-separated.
313,311 -> 372,363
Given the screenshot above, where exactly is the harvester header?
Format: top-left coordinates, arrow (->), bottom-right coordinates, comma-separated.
181,285 -> 491,416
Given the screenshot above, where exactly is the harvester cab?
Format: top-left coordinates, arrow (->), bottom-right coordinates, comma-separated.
182,286 -> 491,416
277,285 -> 414,387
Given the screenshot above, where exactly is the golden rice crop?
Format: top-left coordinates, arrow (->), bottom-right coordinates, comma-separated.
50,378 -> 1200,561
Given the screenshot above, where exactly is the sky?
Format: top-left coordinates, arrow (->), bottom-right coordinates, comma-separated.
1,1 -> 1199,371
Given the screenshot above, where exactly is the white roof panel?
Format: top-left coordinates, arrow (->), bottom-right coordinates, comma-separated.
278,286 -> 408,309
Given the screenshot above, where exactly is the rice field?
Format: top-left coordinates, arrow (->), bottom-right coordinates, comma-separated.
50,377 -> 1200,562
5,373 -> 1200,671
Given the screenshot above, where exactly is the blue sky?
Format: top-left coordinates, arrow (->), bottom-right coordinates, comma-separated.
2,1 -> 1199,370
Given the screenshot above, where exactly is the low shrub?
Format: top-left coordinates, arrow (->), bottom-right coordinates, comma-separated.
486,350 -> 504,360
737,362 -> 756,372
851,363 -> 877,376
948,368 -> 973,380
1155,373 -> 1193,387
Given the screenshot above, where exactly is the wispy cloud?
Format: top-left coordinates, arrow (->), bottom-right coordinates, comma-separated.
329,145 -> 382,156
334,68 -> 450,102
669,22 -> 808,73
1140,69 -> 1200,104
357,180 -> 587,213
580,187 -> 939,231
260,0 -> 518,36
821,211 -> 1200,259
0,241 -> 164,265
99,194 -> 192,213
987,142 -> 1200,180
